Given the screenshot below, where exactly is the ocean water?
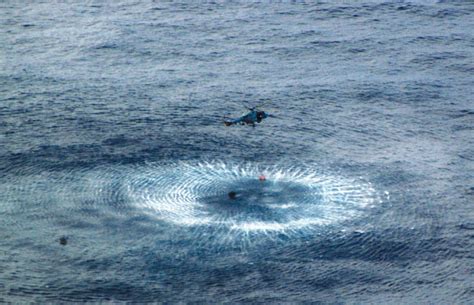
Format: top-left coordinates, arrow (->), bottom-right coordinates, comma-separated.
1,1 -> 473,303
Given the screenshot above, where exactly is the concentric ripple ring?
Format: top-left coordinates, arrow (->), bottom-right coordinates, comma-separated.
124,161 -> 381,235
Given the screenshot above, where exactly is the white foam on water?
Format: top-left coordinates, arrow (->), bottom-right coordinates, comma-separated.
125,161 -> 381,234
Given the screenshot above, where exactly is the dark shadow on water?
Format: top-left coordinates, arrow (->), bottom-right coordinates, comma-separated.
197,179 -> 320,223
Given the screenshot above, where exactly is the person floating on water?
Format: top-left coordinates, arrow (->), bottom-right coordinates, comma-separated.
228,191 -> 237,199
227,175 -> 266,202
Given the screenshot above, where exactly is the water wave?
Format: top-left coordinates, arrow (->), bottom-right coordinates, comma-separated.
125,161 -> 380,236
0,161 -> 381,243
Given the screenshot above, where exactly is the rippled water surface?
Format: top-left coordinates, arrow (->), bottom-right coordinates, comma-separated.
1,1 -> 473,303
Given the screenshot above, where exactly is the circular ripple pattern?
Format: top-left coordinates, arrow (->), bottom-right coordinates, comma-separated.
0,161 -> 381,244
125,161 -> 381,235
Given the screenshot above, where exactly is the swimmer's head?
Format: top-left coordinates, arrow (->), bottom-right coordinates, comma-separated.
228,191 -> 237,199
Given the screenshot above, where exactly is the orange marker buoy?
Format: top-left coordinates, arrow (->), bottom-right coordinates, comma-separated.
259,175 -> 266,181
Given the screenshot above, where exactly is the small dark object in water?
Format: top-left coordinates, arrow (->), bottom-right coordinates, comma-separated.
466,187 -> 474,195
59,236 -> 68,246
228,191 -> 237,199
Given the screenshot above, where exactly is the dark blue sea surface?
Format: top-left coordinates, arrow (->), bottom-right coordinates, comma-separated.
1,1 -> 473,303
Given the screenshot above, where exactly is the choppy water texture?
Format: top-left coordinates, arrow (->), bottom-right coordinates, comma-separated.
1,1 -> 473,303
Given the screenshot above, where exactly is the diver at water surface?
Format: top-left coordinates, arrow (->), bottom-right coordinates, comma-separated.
228,191 -> 237,199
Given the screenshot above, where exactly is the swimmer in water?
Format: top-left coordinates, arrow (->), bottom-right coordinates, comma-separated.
228,191 -> 237,199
